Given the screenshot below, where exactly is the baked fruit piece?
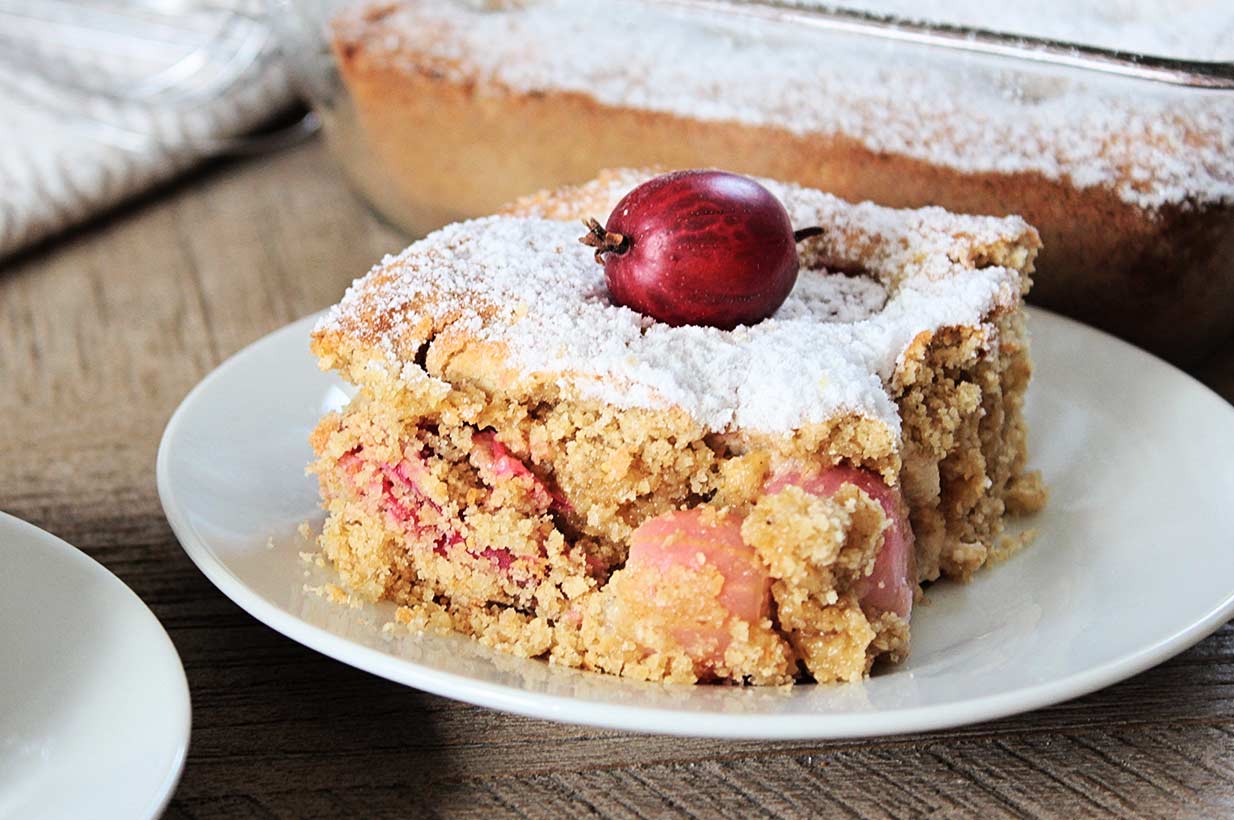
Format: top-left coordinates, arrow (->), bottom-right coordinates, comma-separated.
308,169 -> 1046,685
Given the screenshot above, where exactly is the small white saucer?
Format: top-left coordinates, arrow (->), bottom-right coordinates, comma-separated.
0,512 -> 190,819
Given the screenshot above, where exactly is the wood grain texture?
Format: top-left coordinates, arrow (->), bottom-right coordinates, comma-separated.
2,140 -> 1233,820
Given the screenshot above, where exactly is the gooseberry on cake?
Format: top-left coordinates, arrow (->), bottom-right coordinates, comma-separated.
581,169 -> 822,329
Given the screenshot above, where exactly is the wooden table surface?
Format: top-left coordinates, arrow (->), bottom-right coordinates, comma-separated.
4,139 -> 1234,819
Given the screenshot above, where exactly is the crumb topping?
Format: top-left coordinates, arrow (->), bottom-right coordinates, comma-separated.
315,170 -> 1037,435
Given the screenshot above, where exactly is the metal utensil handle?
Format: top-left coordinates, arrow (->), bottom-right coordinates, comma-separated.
660,0 -> 1234,90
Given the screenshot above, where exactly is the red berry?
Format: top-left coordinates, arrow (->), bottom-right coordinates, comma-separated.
580,170 -> 820,330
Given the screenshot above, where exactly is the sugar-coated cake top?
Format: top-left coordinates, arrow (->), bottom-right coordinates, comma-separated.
335,0 -> 1234,209
314,170 -> 1039,435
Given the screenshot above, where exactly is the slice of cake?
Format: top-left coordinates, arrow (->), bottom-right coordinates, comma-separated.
308,168 -> 1045,685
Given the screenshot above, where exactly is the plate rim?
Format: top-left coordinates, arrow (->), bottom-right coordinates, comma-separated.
156,308 -> 1234,739
0,510 -> 192,817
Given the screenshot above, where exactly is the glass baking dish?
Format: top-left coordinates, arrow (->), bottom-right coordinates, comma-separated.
270,0 -> 1234,363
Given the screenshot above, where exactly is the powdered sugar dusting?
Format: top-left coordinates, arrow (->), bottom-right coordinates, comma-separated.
336,0 -> 1234,209
316,171 -> 1036,434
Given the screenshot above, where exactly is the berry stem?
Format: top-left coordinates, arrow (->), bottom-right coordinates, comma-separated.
580,217 -> 631,264
793,226 -> 825,243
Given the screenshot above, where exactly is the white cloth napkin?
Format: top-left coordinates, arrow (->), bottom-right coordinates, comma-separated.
0,0 -> 296,259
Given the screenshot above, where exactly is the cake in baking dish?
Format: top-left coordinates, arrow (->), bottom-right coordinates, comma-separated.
307,169 -> 1046,685
329,0 -> 1234,361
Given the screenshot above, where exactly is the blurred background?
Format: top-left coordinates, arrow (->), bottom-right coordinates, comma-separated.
0,0 -> 299,257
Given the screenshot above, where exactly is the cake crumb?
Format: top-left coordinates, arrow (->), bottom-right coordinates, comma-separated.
304,582 -> 363,609
299,550 -> 327,567
1006,471 -> 1048,515
990,528 -> 1040,566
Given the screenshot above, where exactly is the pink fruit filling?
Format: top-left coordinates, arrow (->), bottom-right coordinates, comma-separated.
619,464 -> 914,671
374,450 -> 462,557
624,509 -> 772,666
343,428 -> 913,666
628,509 -> 771,623
470,431 -> 570,513
341,436 -> 567,583
766,466 -> 915,619
471,431 -> 531,480
475,546 -> 515,571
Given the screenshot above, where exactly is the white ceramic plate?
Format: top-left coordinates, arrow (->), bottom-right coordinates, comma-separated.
0,513 -> 190,818
157,309 -> 1234,739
